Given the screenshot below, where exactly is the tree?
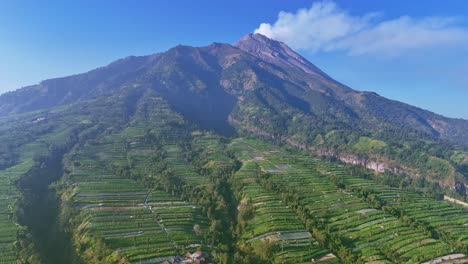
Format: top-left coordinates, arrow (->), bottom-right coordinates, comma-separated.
193,224 -> 203,236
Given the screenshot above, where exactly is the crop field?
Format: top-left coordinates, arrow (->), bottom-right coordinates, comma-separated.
230,138 -> 467,263
0,101 -> 466,263
318,163 -> 468,246
0,160 -> 30,263
162,144 -> 207,186
145,190 -> 209,249
0,114 -> 73,263
191,133 -> 233,167
233,143 -> 339,264
87,208 -> 176,262
69,122 -> 211,263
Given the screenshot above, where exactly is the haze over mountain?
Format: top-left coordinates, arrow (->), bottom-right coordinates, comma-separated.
0,33 -> 467,185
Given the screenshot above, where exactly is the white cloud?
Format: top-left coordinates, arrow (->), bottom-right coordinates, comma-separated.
255,1 -> 468,56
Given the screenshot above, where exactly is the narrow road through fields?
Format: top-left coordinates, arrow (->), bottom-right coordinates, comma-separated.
444,195 -> 468,207
245,230 -> 310,243
421,253 -> 466,264
143,190 -> 182,261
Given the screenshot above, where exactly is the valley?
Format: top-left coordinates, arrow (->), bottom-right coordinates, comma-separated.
0,33 -> 466,263
0,103 -> 466,263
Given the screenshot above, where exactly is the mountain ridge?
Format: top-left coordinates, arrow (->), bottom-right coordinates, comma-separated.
2,34 -> 466,119
1,33 -> 467,187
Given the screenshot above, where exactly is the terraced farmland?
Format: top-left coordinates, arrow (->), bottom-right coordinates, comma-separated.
0,160 -> 30,263
0,110 -> 85,263
0,142 -> 47,263
230,138 -> 467,263
0,104 -> 466,263
316,162 -> 468,254
233,151 -> 338,264
163,144 -> 206,186
145,190 -> 209,251
68,121 -> 213,263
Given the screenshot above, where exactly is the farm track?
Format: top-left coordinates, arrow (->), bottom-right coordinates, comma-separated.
143,190 -> 183,262
245,230 -> 310,243
444,195 -> 468,207
420,253 -> 467,264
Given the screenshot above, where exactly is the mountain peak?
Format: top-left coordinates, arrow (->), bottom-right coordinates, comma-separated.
234,33 -> 274,45
234,33 -> 325,76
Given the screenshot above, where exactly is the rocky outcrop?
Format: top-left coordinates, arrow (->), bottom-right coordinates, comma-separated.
285,137 -> 401,174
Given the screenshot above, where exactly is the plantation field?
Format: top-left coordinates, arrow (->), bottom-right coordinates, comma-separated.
230,138 -> 467,263
0,98 -> 466,263
69,122 -> 211,263
162,144 -> 207,186
0,112 -> 77,263
0,161 -> 30,263
234,144 -> 339,263
317,163 -> 468,246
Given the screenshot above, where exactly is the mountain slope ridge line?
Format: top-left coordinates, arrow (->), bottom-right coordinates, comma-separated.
0,33 -> 467,189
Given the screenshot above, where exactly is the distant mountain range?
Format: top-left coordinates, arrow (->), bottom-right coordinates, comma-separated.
1,33 -> 467,186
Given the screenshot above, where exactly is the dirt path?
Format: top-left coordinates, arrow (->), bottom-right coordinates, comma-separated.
245,230 -> 307,243
316,253 -> 337,262
421,253 -> 466,264
444,195 -> 468,207
143,191 -> 182,261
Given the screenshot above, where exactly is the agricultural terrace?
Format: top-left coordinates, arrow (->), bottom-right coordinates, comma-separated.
69,123 -> 210,263
0,160 -> 31,263
232,142 -> 338,264
316,162 -> 468,254
230,138 -> 466,263
0,110 -> 87,263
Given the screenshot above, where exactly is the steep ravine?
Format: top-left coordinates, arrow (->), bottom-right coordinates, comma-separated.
16,146 -> 81,264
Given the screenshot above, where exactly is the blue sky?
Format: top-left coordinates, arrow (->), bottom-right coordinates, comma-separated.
1,0 -> 467,119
